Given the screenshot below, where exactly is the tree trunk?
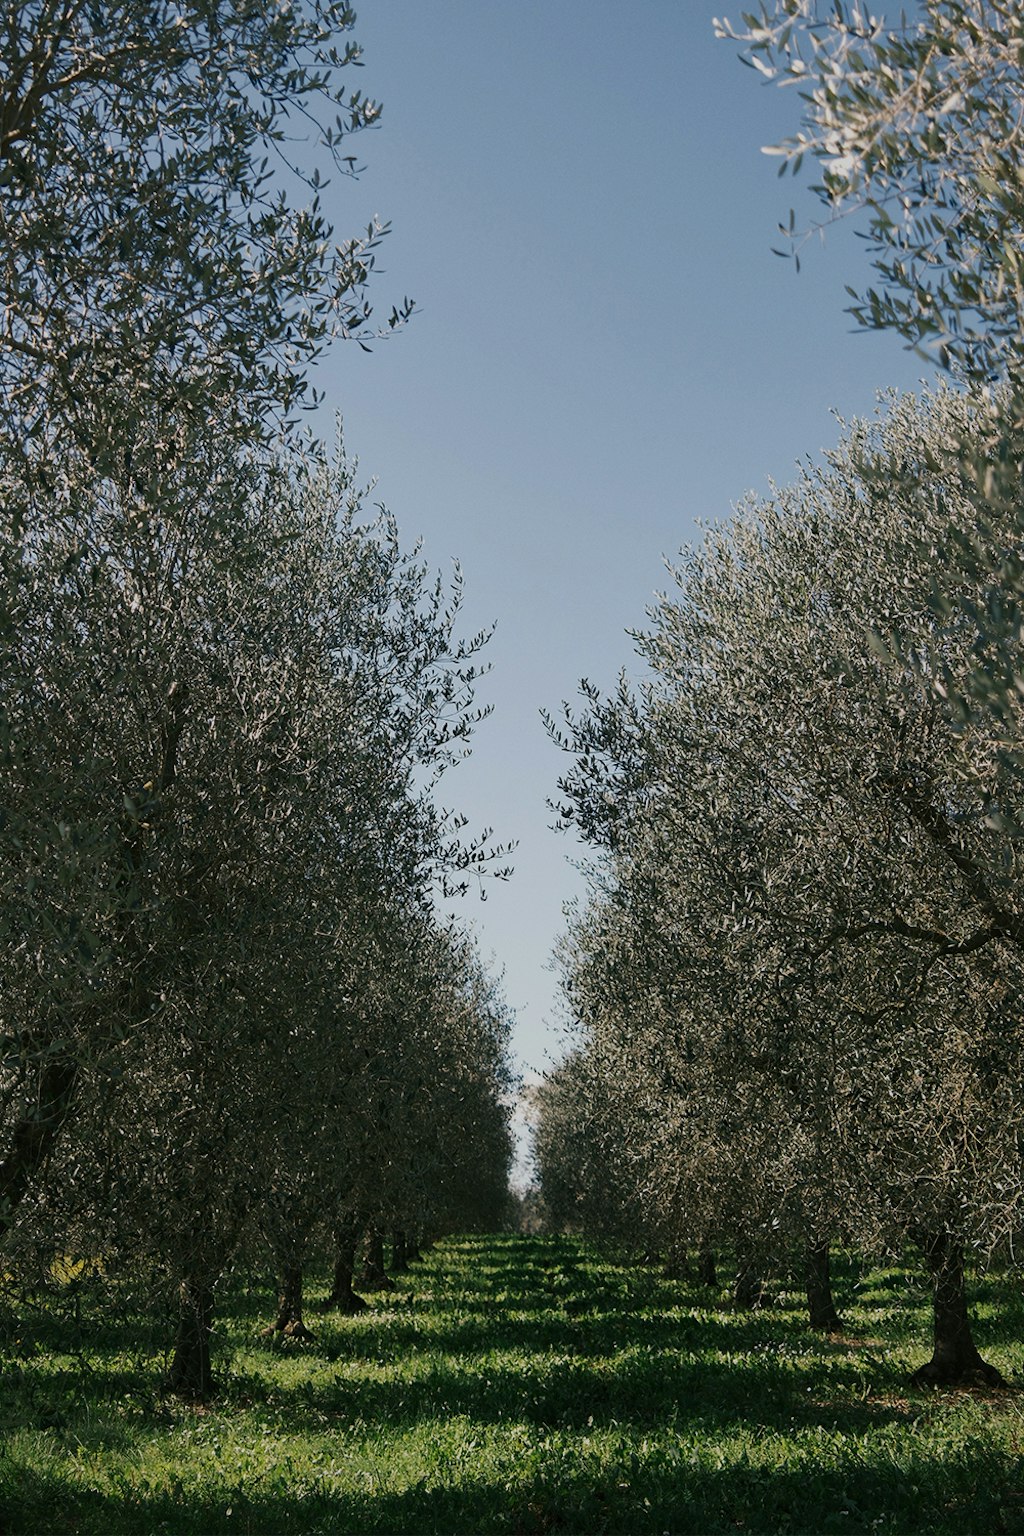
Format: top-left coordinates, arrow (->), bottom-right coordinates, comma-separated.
169,1278 -> 215,1400
805,1240 -> 841,1331
910,1231 -> 1005,1388
357,1226 -> 394,1292
319,1217 -> 368,1313
390,1230 -> 409,1274
733,1248 -> 764,1309
263,1263 -> 315,1341
0,1056 -> 78,1238
663,1244 -> 689,1281
697,1248 -> 717,1287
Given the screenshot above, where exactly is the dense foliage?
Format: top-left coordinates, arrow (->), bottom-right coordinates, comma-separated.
0,2 -> 513,1401
541,385 -> 1024,1385
716,0 -> 1024,742
0,0 -> 411,461
537,3 -> 1024,1393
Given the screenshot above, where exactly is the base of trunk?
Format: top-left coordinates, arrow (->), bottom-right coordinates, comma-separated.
910,1231 -> 1006,1390
697,1249 -> 717,1288
390,1231 -> 410,1273
262,1264 -> 315,1343
169,1281 -> 215,1401
262,1317 -> 317,1342
910,1355 -> 1005,1389
317,1288 -> 368,1314
662,1245 -> 689,1281
733,1264 -> 764,1310
805,1241 -> 842,1332
319,1219 -> 369,1312
357,1229 -> 395,1292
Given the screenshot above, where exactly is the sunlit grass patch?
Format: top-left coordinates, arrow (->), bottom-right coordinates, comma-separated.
2,1235 -> 1024,1534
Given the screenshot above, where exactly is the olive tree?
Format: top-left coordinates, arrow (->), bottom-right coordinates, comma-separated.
0,0 -> 416,1246
552,385 -> 1024,1382
261,915 -> 514,1337
716,1 -> 1024,383
0,414 -> 511,1394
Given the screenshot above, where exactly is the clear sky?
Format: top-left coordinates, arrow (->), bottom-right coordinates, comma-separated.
312,1 -> 931,1085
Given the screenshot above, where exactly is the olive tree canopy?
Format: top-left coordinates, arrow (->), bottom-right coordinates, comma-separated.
1,0 -> 411,471
716,1 -> 1024,384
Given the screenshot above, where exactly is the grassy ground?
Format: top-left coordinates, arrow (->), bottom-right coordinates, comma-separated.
2,1233 -> 1024,1534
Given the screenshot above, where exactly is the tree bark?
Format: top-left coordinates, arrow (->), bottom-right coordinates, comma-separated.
663,1247 -> 689,1280
169,1278 -> 215,1400
733,1246 -> 764,1309
697,1248 -> 717,1287
318,1216 -> 368,1313
910,1231 -> 1005,1388
357,1226 -> 394,1292
0,1055 -> 78,1238
805,1240 -> 841,1331
390,1230 -> 410,1274
263,1263 -> 315,1341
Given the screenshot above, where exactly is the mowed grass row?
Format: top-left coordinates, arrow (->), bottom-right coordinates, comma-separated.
2,1234 -> 1024,1534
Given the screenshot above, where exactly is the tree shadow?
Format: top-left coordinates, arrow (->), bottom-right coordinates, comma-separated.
5,1434 -> 1021,1535
3,1234 -> 1022,1536
222,1333 -> 929,1438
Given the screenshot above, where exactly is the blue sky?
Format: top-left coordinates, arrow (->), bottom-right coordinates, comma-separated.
313,1 -> 931,1083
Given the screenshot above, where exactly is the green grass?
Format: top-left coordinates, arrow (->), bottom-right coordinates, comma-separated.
2,1234 -> 1024,1534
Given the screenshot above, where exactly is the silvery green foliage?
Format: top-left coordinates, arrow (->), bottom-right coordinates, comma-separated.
716,4 -> 1024,736
0,414 -> 511,1273
0,5 -> 513,1328
715,2 -> 1024,383
0,0 -> 411,466
272,912 -> 515,1267
548,387 -> 1024,1261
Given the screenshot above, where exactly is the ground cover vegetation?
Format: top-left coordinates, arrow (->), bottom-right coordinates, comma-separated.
0,0 -> 514,1405
3,1233 -> 1024,1535
538,1 -> 1024,1395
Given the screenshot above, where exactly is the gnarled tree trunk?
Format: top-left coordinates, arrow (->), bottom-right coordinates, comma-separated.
805,1240 -> 841,1332
264,1263 -> 315,1341
697,1248 -> 717,1288
169,1278 -> 215,1400
0,1055 -> 79,1239
390,1230 -> 410,1274
910,1231 -> 1004,1388
357,1226 -> 394,1292
319,1214 -> 368,1313
663,1241 -> 689,1280
733,1240 -> 764,1310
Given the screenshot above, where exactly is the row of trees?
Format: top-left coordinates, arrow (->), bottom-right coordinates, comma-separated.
538,1 -> 1024,1388
538,383 -> 1024,1384
0,2 -> 513,1398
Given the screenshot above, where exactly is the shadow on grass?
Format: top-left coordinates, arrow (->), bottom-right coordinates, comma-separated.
4,1434 -> 1022,1535
243,1350 -> 926,1437
3,1234 -> 1023,1536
